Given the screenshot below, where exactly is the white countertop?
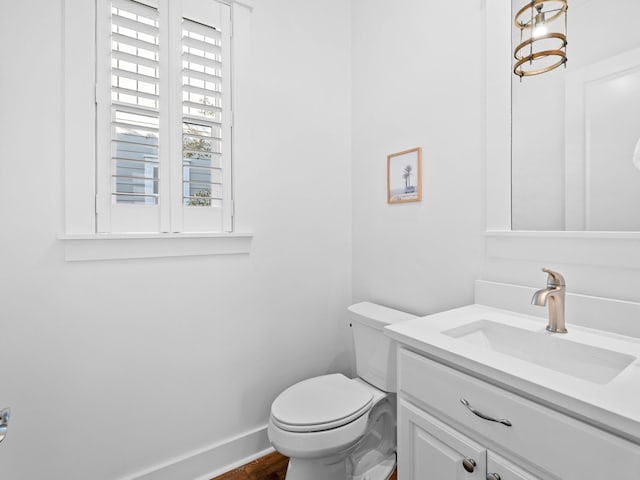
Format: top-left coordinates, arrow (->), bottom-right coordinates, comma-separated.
385,304 -> 640,444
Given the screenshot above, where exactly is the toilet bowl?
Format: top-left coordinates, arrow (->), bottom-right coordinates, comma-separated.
268,374 -> 396,480
268,302 -> 416,480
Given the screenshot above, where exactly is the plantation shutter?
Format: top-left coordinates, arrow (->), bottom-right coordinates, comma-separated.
182,20 -> 223,208
179,1 -> 232,233
96,0 -> 232,234
110,0 -> 160,204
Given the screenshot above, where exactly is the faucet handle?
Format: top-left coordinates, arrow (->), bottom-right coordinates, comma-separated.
542,268 -> 565,287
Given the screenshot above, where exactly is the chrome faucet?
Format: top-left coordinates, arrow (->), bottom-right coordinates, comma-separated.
531,268 -> 567,333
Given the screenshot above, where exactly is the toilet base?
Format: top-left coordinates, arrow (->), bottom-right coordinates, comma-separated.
284,452 -> 396,480
285,457 -> 347,480
351,453 -> 396,480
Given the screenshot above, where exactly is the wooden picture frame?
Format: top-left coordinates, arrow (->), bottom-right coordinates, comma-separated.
387,147 -> 422,204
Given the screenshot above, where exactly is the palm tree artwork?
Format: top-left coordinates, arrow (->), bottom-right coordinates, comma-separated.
387,147 -> 422,204
402,164 -> 413,192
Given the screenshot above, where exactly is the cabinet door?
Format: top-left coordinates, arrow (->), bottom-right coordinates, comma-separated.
487,452 -> 542,480
399,400 -> 486,480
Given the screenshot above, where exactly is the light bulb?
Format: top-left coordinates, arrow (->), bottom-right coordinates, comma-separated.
533,24 -> 548,37
634,138 -> 640,171
533,5 -> 547,38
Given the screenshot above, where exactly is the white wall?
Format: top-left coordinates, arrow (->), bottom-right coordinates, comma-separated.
350,0 -> 487,316
483,234 -> 640,305
0,1 -> 352,479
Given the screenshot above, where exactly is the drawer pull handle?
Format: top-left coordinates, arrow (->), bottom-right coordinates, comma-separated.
462,458 -> 476,473
487,474 -> 502,480
460,398 -> 512,427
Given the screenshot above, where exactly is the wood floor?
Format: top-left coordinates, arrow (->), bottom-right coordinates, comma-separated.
211,451 -> 398,480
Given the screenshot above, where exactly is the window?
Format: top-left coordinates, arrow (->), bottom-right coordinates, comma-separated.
96,0 -> 232,233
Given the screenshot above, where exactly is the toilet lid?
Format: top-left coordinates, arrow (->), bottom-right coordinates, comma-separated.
271,374 -> 374,433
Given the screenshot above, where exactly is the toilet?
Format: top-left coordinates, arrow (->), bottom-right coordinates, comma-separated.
268,302 -> 416,480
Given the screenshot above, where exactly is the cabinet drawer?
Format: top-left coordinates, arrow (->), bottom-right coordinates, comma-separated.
398,348 -> 640,480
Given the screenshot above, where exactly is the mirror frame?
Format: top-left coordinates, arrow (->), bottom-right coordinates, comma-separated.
485,0 -> 640,269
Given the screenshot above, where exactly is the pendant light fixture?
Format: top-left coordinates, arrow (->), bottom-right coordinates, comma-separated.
514,0 -> 568,78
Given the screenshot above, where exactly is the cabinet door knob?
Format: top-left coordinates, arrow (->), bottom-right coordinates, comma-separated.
487,474 -> 502,480
462,458 -> 476,473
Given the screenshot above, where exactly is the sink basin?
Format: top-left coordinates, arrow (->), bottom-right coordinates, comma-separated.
442,319 -> 636,385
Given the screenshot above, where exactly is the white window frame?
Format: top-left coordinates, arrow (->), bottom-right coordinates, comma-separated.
61,0 -> 254,260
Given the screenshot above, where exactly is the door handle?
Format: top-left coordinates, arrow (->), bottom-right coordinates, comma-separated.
0,407 -> 11,443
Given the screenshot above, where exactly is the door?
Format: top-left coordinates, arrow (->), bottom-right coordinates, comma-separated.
398,399 -> 486,480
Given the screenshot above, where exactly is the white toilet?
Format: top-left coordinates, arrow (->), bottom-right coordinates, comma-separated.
268,302 -> 416,480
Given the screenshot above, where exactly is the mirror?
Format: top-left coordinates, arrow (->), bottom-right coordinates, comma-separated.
511,0 -> 640,231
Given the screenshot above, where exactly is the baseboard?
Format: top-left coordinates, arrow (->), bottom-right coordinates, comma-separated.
120,424 -> 272,480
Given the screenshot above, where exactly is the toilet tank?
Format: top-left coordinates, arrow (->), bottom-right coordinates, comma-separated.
348,302 -> 417,393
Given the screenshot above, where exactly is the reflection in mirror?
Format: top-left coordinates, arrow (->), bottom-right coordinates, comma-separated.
511,0 -> 640,231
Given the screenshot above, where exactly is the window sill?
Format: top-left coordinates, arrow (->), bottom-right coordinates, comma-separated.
59,232 -> 253,262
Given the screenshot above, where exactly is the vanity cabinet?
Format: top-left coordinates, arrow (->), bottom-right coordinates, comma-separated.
397,347 -> 640,480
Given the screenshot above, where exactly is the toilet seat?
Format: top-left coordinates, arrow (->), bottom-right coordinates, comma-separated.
271,374 -> 374,433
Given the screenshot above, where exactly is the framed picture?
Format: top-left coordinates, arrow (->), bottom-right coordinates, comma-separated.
387,147 -> 422,204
